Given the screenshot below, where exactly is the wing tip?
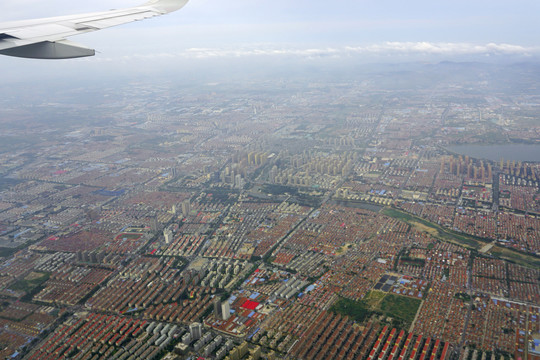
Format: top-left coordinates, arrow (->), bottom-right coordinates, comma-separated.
143,0 -> 190,14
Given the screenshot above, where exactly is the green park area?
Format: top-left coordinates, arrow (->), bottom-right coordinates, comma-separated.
9,271 -> 50,294
331,290 -> 421,330
380,293 -> 421,328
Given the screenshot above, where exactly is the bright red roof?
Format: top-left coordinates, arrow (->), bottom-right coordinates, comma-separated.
241,300 -> 259,310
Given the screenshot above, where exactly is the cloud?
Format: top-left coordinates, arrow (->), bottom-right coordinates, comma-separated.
346,42 -> 536,56
81,42 -> 538,66
173,42 -> 538,60
181,47 -> 341,59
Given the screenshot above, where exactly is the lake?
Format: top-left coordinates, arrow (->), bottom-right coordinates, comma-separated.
446,144 -> 540,162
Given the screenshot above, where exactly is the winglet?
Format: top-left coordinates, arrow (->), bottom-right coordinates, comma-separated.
143,0 -> 190,14
0,40 -> 95,59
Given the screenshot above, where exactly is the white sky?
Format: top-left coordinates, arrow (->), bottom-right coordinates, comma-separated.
1,0 -> 539,83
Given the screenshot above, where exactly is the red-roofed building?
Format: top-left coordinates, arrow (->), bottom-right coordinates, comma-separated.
241,300 -> 259,310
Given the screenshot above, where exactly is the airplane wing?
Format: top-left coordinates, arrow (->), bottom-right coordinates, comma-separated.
0,0 -> 189,59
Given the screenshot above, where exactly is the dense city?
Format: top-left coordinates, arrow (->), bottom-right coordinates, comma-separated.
0,64 -> 539,360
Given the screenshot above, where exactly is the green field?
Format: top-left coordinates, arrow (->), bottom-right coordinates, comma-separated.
380,293 -> 421,328
330,297 -> 370,323
331,291 -> 421,329
362,290 -> 386,308
9,272 -> 50,294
